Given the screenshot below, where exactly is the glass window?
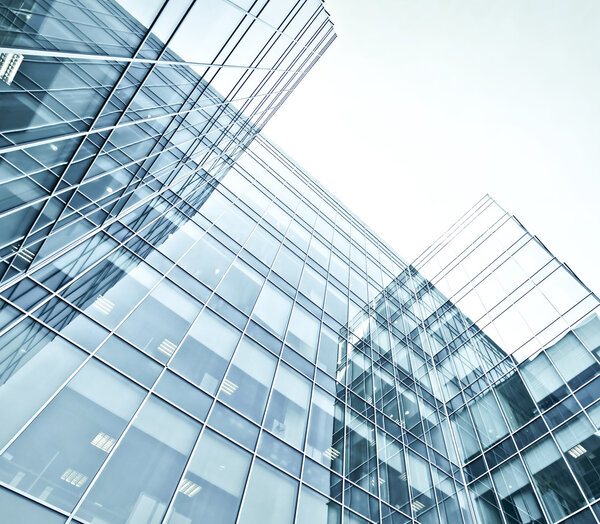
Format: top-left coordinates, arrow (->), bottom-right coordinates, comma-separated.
555,413 -> 600,501
520,352 -> 566,409
522,436 -> 586,521
491,457 -> 544,524
345,411 -> 378,495
264,363 -> 312,449
325,284 -> 348,325
117,279 -> 202,362
306,388 -> 344,473
170,308 -> 241,394
450,407 -> 481,463
165,429 -> 251,524
251,282 -> 292,337
245,226 -> 279,266
217,336 -> 277,423
318,325 -> 341,376
237,460 -> 298,524
547,332 -> 598,389
299,266 -> 326,307
469,391 -> 509,449
0,486 -> 66,523
0,319 -> 86,449
286,306 -> 320,362
216,259 -> 264,315
376,430 -> 409,513
0,359 -> 145,512
154,371 -> 212,421
61,248 -> 161,330
494,371 -> 538,431
96,336 -> 162,387
76,395 -> 200,524
272,246 -> 303,287
296,485 -> 341,524
179,233 -> 235,289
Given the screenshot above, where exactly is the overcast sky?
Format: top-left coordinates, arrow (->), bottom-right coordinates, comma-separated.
265,0 -> 600,294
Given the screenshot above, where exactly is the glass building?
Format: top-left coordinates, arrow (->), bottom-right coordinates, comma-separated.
1,2 -> 599,524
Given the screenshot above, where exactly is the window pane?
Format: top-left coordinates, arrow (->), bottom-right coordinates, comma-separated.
179,233 -> 235,289
170,308 -> 241,394
296,485 -> 341,524
117,279 -> 202,362
0,487 -> 66,523
251,282 -> 292,337
0,359 -> 145,511
237,460 -> 297,524
216,259 -> 263,314
76,396 -> 200,524
286,306 -> 320,362
554,414 -> 600,501
0,319 -> 86,449
264,363 -> 311,449
217,336 -> 277,423
306,388 -> 344,473
522,436 -> 585,521
165,429 -> 251,524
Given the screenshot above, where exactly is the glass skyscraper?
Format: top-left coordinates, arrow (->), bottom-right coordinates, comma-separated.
1,2 -> 599,524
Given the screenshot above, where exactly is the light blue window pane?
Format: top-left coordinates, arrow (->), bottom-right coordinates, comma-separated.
179,233 -> 235,289
325,284 -> 348,324
0,359 -> 145,511
574,314 -> 600,355
216,259 -> 263,314
217,205 -> 255,245
264,202 -> 292,234
299,265 -> 326,307
317,325 -> 341,376
345,411 -> 378,495
171,308 -> 241,394
156,220 -> 204,262
450,407 -> 480,463
491,457 -> 544,524
218,336 -> 277,423
117,280 -> 202,362
96,336 -> 162,387
237,459 -> 298,524
0,486 -> 66,523
0,319 -> 86,449
286,305 -> 320,362
520,352 -> 565,406
468,391 -> 509,449
76,395 -> 200,524
306,388 -> 343,473
296,485 -> 341,524
61,248 -> 162,330
469,476 -> 504,524
308,237 -> 331,270
272,246 -> 303,287
546,332 -> 597,385
554,414 -> 600,500
165,429 -> 251,524
155,371 -> 212,421
245,225 -> 280,266
376,430 -> 409,512
251,282 -> 293,337
329,254 -> 349,286
264,363 -> 311,449
522,436 -> 585,521
257,431 -> 302,476
287,221 -> 311,251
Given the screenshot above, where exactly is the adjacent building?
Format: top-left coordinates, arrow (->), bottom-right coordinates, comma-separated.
0,1 -> 599,524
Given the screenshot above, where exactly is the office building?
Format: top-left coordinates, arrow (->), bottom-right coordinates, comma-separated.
0,1 -> 599,524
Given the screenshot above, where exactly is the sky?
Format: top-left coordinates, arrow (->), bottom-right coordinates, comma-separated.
264,0 -> 600,294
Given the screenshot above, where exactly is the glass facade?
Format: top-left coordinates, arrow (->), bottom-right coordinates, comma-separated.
1,3 -> 599,524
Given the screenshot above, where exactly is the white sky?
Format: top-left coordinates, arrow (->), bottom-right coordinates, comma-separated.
264,0 -> 600,294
